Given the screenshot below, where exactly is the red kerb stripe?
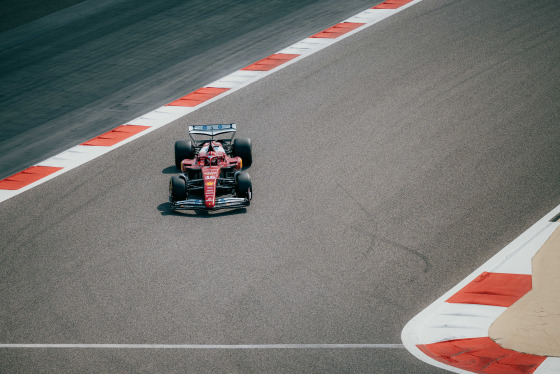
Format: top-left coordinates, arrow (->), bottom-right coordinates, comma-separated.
241,54 -> 300,71
310,22 -> 365,39
0,166 -> 63,190
82,125 -> 150,147
373,0 -> 414,9
417,337 -> 546,374
167,87 -> 230,107
446,272 -> 532,307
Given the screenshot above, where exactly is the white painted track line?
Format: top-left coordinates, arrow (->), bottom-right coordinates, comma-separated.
0,343 -> 404,349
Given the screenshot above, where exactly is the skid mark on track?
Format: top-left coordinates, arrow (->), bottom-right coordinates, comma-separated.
336,181 -> 431,274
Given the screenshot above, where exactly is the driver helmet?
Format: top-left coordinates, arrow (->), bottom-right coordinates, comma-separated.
205,151 -> 217,166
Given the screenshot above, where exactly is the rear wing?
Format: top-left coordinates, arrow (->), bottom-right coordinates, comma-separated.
189,123 -> 236,138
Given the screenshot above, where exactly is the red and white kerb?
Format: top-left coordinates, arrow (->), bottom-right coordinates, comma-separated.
402,207 -> 560,374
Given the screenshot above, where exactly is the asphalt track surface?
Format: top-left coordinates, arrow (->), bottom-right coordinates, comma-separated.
1,0 -> 559,373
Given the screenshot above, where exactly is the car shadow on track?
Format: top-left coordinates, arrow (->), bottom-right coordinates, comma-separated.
162,165 -> 179,174
157,202 -> 247,218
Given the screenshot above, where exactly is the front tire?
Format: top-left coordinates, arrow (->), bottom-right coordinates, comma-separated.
170,175 -> 187,202
235,171 -> 252,200
233,138 -> 252,169
175,140 -> 194,170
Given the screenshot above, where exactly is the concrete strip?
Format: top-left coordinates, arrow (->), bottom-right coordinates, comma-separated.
490,226 -> 560,356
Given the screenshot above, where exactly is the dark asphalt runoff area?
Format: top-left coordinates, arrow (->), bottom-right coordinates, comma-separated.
1,0 -> 560,373
0,0 -> 381,181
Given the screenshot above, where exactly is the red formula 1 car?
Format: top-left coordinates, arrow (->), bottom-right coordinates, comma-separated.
169,124 -> 252,211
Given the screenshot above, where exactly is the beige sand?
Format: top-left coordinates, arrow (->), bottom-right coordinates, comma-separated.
489,225 -> 560,356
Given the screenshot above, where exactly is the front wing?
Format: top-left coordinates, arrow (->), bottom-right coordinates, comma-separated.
170,196 -> 250,211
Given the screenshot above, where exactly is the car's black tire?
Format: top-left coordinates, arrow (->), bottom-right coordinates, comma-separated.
233,138 -> 252,169
175,140 -> 194,169
235,171 -> 252,200
170,175 -> 187,202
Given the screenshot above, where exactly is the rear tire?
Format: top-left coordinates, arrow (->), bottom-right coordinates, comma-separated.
235,172 -> 252,200
170,175 -> 187,202
233,138 -> 252,169
175,140 -> 194,169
